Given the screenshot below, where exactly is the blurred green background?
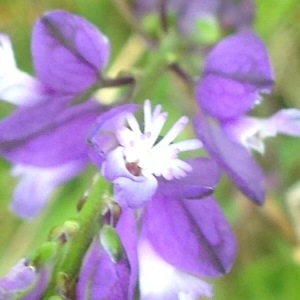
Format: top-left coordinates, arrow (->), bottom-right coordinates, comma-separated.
1,0 -> 300,299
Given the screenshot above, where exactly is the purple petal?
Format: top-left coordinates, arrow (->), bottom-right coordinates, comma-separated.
77,210 -> 138,300
102,147 -> 158,208
268,109 -> 300,136
196,31 -> 274,120
10,160 -> 86,219
113,175 -> 158,209
0,34 -> 46,106
218,0 -> 255,31
138,238 -> 214,299
0,100 -> 101,167
32,10 -> 110,94
0,259 -> 36,299
194,114 -> 265,204
157,157 -> 220,199
0,260 -> 50,299
142,195 -> 237,277
77,240 -> 129,300
88,103 -> 139,167
116,208 -> 139,299
23,266 -> 50,300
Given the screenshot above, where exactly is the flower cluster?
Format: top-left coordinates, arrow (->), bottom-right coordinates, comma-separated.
0,2 -> 299,300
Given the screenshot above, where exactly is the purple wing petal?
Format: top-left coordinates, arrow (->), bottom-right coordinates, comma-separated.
77,240 -> 129,300
0,260 -> 50,299
10,160 -> 86,219
0,100 -> 101,167
142,195 -> 237,277
116,208 -> 138,299
32,10 -> 110,94
77,209 -> 138,300
157,157 -> 220,199
196,31 -> 274,120
0,259 -> 37,299
194,114 -> 265,204
138,238 -> 214,299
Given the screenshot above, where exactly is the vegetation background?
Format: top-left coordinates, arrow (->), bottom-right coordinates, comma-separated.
1,1 -> 300,299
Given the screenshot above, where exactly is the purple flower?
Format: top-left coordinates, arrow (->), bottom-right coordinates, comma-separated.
194,31 -> 300,204
88,100 -> 237,297
0,259 -> 49,299
78,198 -> 236,299
0,10 -> 110,218
77,209 -> 138,300
196,31 -> 274,121
89,100 -> 212,208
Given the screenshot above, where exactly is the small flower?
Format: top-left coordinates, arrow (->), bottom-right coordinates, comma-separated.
196,31 -> 274,122
0,10 -> 110,218
89,100 -> 209,208
0,259 -> 49,299
194,31 -> 300,204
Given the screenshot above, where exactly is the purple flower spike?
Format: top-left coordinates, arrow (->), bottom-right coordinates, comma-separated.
196,31 -> 274,121
32,10 -> 110,94
194,114 -> 265,204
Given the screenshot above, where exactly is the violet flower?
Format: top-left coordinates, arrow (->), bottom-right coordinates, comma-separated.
78,198 -> 236,299
0,10 -> 110,219
194,31 -> 300,204
89,99 -> 211,208
0,259 -> 49,299
77,209 -> 138,300
88,100 -> 237,298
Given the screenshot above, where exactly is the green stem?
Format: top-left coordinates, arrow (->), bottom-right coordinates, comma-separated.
132,33 -> 181,103
43,174 -> 109,299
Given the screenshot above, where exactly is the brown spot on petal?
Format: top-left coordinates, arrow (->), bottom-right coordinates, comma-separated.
126,162 -> 142,176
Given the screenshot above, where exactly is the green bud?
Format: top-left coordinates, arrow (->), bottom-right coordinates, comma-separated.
49,220 -> 80,243
29,241 -> 57,268
100,224 -> 124,263
193,15 -> 221,45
